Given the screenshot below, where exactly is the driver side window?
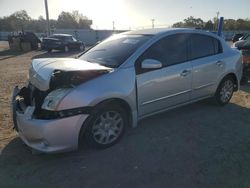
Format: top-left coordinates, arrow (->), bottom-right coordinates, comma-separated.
136,34 -> 189,74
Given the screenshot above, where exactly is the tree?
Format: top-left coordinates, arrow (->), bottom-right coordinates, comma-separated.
183,16 -> 204,28
223,19 -> 237,30
172,17 -> 250,31
57,11 -> 78,29
7,10 -> 31,31
172,22 -> 185,28
57,11 -> 92,29
204,20 -> 214,30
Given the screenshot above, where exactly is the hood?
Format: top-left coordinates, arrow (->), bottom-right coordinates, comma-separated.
29,58 -> 112,91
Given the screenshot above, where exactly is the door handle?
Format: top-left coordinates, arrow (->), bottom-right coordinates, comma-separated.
216,61 -> 223,67
180,70 -> 191,77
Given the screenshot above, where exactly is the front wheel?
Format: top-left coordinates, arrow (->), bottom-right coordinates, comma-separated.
214,77 -> 235,106
83,104 -> 127,149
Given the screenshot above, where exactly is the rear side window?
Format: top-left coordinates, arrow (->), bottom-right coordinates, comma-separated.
190,34 -> 222,60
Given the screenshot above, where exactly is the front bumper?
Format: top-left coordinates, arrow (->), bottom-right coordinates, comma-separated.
11,86 -> 89,153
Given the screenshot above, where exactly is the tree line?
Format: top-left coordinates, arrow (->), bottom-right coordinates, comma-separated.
0,11 -> 249,32
172,16 -> 250,31
0,10 -> 93,33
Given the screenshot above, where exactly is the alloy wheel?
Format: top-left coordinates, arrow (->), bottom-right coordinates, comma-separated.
91,111 -> 124,145
219,80 -> 234,103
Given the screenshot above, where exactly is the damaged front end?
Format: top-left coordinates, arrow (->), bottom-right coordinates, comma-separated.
13,68 -> 110,128
11,58 -> 113,152
11,82 -> 91,153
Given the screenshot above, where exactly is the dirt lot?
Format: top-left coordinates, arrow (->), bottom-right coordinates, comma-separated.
0,41 -> 250,187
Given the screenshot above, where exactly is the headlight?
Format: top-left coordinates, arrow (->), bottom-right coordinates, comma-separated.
42,88 -> 72,111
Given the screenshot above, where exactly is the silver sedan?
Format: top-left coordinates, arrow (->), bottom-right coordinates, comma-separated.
12,28 -> 242,153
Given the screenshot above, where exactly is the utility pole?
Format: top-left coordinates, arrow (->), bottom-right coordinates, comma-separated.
112,21 -> 115,32
151,19 -> 155,29
214,11 -> 220,31
44,0 -> 50,36
216,11 -> 220,21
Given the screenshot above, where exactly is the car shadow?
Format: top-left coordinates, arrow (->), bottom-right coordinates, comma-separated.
32,50 -> 83,59
0,49 -> 27,61
1,101 -> 250,187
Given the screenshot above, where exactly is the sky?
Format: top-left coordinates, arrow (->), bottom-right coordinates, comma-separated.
0,0 -> 249,30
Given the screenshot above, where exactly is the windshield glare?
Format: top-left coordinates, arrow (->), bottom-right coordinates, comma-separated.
79,34 -> 151,68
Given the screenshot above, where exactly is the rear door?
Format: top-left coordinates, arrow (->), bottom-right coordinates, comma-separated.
189,34 -> 224,99
136,34 -> 192,116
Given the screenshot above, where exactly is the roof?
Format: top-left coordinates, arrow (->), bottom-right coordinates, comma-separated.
52,34 -> 72,37
123,28 -> 194,36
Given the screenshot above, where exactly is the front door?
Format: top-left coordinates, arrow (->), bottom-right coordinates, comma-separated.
135,34 -> 192,117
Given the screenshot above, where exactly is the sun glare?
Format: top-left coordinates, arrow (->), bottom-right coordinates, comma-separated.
52,0 -> 137,29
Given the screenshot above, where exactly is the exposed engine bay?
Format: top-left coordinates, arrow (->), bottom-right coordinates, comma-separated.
49,69 -> 110,90
15,62 -> 111,122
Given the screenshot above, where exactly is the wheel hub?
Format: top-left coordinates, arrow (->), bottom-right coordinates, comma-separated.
92,111 -> 124,145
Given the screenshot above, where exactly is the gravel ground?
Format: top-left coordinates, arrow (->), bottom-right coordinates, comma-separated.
0,41 -> 250,188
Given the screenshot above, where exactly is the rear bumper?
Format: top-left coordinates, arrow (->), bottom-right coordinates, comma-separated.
11,86 -> 89,153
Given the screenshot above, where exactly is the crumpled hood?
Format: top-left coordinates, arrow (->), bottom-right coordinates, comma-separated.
29,58 -> 112,91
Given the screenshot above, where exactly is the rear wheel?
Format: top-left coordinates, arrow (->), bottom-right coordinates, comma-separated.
214,76 -> 235,105
82,104 -> 127,149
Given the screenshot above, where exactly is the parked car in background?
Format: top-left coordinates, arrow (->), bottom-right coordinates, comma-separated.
235,34 -> 250,84
232,33 -> 244,43
239,33 -> 250,41
233,34 -> 250,49
12,28 -> 242,153
41,34 -> 85,52
8,32 -> 41,51
240,49 -> 250,84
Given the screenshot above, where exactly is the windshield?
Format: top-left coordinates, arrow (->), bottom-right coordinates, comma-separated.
79,34 -> 152,68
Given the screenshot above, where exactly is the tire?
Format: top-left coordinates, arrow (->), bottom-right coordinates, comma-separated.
79,44 -> 85,51
214,76 -> 235,106
64,46 -> 69,52
82,104 -> 127,149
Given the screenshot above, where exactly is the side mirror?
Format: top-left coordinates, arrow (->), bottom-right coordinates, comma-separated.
141,59 -> 162,69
